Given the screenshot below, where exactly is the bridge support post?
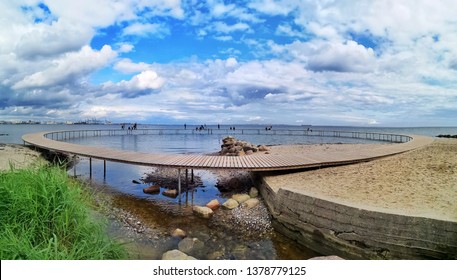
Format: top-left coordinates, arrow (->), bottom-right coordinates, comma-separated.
178,169 -> 181,202
89,158 -> 92,179
191,169 -> 194,184
103,160 -> 106,179
185,169 -> 188,188
73,155 -> 76,178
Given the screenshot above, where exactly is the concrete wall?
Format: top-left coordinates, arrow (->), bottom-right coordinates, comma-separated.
260,178 -> 457,259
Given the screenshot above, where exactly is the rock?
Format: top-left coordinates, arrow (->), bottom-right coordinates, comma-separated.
217,177 -> 244,192
258,145 -> 269,152
178,237 -> 205,255
132,179 -> 142,184
162,249 -> 197,260
308,255 -> 344,260
192,206 -> 214,218
249,187 -> 259,198
171,228 -> 187,238
162,189 -> 178,198
222,198 -> 239,209
220,136 -> 266,156
231,244 -> 248,260
205,199 -> 220,210
245,150 -> 254,155
232,194 -> 250,204
143,184 -> 160,194
242,198 -> 260,209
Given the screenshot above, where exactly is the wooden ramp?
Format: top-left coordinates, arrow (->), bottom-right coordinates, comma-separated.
22,130 -> 434,172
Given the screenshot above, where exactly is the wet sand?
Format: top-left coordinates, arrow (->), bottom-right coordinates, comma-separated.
265,139 -> 457,222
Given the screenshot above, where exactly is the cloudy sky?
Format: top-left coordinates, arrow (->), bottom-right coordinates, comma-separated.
1,0 -> 457,126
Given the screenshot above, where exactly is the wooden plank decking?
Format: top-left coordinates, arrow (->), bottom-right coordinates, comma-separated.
22,131 -> 434,172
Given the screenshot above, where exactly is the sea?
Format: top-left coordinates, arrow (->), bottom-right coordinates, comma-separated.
1,123 -> 456,259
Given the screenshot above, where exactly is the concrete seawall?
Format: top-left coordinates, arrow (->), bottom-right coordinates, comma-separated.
259,177 -> 457,259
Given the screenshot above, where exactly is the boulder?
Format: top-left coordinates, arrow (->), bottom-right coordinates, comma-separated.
245,150 -> 254,155
220,136 -> 265,156
171,228 -> 187,238
162,189 -> 178,198
192,206 -> 214,218
232,194 -> 250,204
143,184 -> 160,194
249,187 -> 259,198
242,198 -> 260,209
205,199 -> 221,210
162,249 -> 197,260
258,145 -> 270,152
178,237 -> 205,255
222,198 -> 239,209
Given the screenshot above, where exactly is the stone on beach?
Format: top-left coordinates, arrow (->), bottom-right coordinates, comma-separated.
178,237 -> 205,256
192,206 -> 214,218
171,228 -> 187,239
162,189 -> 178,198
249,187 -> 259,198
143,184 -> 160,194
205,199 -> 221,210
258,145 -> 270,152
219,136 -> 265,156
232,193 -> 250,204
162,249 -> 197,260
222,198 -> 239,209
242,198 -> 260,209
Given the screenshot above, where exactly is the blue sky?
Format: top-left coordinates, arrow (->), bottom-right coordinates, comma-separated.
1,0 -> 457,126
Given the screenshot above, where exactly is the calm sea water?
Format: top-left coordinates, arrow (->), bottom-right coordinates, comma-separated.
2,123 -> 456,259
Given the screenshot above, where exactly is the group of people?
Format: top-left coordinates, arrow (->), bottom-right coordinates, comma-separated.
189,124 -> 222,131
121,123 -> 137,132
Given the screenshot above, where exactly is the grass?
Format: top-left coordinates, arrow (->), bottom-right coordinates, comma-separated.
0,163 -> 127,260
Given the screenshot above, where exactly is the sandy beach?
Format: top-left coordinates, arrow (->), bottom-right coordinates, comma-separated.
0,144 -> 44,171
265,139 -> 457,222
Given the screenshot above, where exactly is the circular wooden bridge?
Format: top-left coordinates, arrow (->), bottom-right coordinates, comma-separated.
22,128 -> 433,198
22,128 -> 433,172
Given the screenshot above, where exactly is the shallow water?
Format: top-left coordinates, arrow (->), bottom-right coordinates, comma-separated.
79,159 -> 319,259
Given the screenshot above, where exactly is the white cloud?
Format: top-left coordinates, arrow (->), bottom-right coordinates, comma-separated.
15,20 -> 93,59
123,70 -> 165,90
13,45 -> 117,89
248,0 -> 296,16
212,22 -> 250,34
122,22 -> 170,37
117,43 -> 134,53
114,58 -> 151,74
102,70 -> 165,98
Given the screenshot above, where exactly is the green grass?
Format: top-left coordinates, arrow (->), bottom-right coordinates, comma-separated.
0,164 -> 127,260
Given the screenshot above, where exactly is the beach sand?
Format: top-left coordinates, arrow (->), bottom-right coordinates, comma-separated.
0,144 -> 44,171
265,139 -> 457,222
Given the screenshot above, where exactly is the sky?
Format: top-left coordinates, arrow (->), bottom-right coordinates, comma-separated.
1,0 -> 457,126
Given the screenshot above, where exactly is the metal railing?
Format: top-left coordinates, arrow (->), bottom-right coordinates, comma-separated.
44,128 -> 412,144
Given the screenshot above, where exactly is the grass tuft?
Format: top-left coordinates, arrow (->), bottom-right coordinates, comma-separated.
0,164 -> 127,260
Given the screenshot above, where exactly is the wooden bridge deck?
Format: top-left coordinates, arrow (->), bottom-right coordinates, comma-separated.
22,130 -> 434,172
